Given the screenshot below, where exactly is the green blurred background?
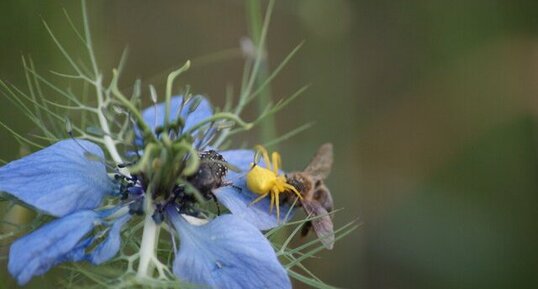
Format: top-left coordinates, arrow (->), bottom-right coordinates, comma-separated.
1,0 -> 538,288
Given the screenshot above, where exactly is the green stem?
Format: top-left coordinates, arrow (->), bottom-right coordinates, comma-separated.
136,194 -> 160,278
111,69 -> 157,143
246,0 -> 277,144
165,60 -> 191,126
182,112 -> 253,136
81,0 -> 124,165
173,142 -> 200,176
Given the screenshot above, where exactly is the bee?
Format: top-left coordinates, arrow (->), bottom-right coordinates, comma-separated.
285,143 -> 335,250
247,145 -> 303,222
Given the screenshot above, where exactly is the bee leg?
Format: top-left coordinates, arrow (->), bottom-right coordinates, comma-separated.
301,221 -> 313,237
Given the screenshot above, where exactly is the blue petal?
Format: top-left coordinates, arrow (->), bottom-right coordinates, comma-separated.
64,237 -> 93,262
0,139 -> 114,217
8,210 -> 100,285
219,149 -> 253,179
88,213 -> 131,264
215,185 -> 294,230
167,209 -> 291,289
137,95 -> 213,144
216,150 -> 295,230
181,95 -> 213,134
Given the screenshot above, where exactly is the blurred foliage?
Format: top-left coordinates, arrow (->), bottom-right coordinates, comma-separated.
371,118 -> 538,289
1,0 -> 538,288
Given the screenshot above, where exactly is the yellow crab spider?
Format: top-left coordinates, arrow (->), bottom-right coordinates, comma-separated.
246,145 -> 302,221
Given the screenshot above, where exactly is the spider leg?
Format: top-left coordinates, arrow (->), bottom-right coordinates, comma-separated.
255,145 -> 272,171
272,151 -> 282,174
270,191 -> 275,213
275,190 -> 281,222
284,183 -> 303,199
249,193 -> 269,206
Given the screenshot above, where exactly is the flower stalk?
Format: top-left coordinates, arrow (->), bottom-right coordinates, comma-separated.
136,196 -> 161,278
95,75 -> 124,165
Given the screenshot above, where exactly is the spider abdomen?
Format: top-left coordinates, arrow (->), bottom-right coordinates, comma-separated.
246,166 -> 277,194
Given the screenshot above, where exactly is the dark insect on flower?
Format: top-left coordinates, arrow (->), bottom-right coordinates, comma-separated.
152,150 -> 229,222
284,143 -> 335,250
188,150 -> 228,200
187,150 -> 229,215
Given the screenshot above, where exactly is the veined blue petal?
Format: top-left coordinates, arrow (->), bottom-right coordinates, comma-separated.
167,209 -> 291,289
216,150 -> 295,230
215,185 -> 294,230
8,210 -> 100,285
0,139 -> 113,217
137,95 -> 213,145
88,213 -> 131,264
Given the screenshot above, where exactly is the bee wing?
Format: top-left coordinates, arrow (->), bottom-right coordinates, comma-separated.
302,200 -> 335,250
304,143 -> 333,180
315,184 -> 334,213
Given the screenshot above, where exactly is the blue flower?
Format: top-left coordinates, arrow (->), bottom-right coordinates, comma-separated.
136,96 -> 292,287
167,208 -> 291,289
0,139 -> 132,285
1,95 -> 292,288
139,96 -> 294,230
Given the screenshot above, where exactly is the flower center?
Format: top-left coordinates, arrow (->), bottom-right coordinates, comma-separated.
117,150 -> 229,224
